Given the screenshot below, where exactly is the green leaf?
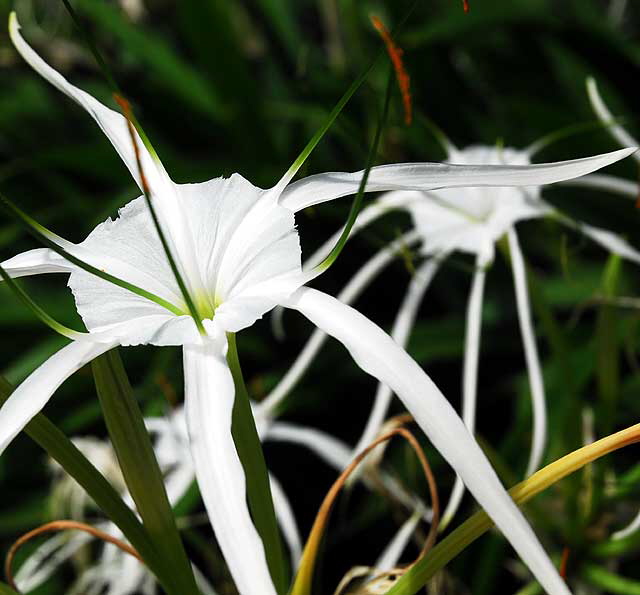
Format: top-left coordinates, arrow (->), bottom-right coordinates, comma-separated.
91,349 -> 199,595
228,333 -> 288,594
0,375 -> 169,588
0,583 -> 20,594
583,564 -> 640,595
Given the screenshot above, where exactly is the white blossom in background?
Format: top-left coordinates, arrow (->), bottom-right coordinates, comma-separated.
264,140 -> 640,530
1,12 -> 636,595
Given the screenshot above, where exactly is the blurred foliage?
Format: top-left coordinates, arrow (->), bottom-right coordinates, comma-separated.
1,0 -> 640,593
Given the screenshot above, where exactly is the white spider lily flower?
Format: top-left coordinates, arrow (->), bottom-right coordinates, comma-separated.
265,142 -> 640,533
2,15 -> 635,595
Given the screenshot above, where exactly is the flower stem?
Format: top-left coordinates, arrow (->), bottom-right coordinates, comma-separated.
227,333 -> 288,594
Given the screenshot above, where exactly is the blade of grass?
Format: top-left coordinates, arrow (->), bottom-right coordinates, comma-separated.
91,349 -> 199,595
314,69 -> 393,273
0,375 -> 170,589
227,333 -> 288,594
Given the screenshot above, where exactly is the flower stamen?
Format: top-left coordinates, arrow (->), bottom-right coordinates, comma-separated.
371,16 -> 412,126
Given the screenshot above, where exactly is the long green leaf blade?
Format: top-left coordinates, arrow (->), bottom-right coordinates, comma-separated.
91,349 -> 199,595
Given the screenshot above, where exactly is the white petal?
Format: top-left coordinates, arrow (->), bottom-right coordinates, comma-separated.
587,77 -> 640,163
1,248 -> 71,277
441,254 -> 487,528
279,149 -> 635,213
9,13 -> 207,296
265,421 -> 352,471
259,231 -> 420,415
269,473 -> 303,569
375,509 -> 423,572
284,287 -> 571,595
613,508 -> 640,540
9,14 -> 172,196
15,532 -> 92,592
353,257 -> 441,457
557,213 -> 640,265
558,173 -> 637,198
183,337 -> 276,595
508,227 -> 547,477
0,340 -> 115,454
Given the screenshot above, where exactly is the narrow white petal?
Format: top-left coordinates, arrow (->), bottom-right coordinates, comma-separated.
441,254 -> 487,528
0,340 -> 115,454
557,213 -> 640,265
10,13 -> 205,296
613,508 -> 640,540
269,473 -> 303,569
279,149 -> 635,213
587,77 -> 640,163
1,248 -> 71,278
266,421 -> 352,471
183,339 -> 276,595
15,532 -> 92,592
353,257 -> 442,457
559,173 -> 637,198
285,287 -> 571,595
508,227 -> 547,477
375,509 -> 422,572
258,231 -> 420,416
9,13 -> 171,195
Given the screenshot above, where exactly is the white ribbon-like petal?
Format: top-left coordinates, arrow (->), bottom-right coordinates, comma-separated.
557,213 -> 640,265
285,287 -> 571,595
508,227 -> 547,477
259,231 -> 420,415
9,13 -> 172,195
279,149 -> 635,213
15,532 -> 92,592
1,248 -> 72,277
0,340 -> 115,455
183,338 -> 276,595
441,253 -> 487,529
559,173 -> 637,198
269,473 -> 303,569
375,508 -> 423,572
266,421 -> 352,471
353,257 -> 442,457
10,13 -> 204,296
587,77 -> 640,163
613,508 -> 640,540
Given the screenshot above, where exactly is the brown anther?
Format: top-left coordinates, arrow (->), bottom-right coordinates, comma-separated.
463,0 -> 470,13
113,93 -> 151,196
371,16 -> 412,125
5,520 -> 142,592
559,546 -> 570,580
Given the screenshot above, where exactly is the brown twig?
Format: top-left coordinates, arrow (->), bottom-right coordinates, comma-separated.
293,423 -> 440,594
5,520 -> 142,591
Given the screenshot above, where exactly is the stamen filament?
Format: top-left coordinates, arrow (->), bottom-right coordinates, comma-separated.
114,95 -> 206,334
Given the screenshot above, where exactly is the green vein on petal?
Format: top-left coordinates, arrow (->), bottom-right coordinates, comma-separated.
0,265 -> 87,341
0,192 -> 186,317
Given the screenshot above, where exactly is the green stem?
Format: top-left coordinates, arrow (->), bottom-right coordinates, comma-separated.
228,333 -> 288,594
92,349 -> 199,595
